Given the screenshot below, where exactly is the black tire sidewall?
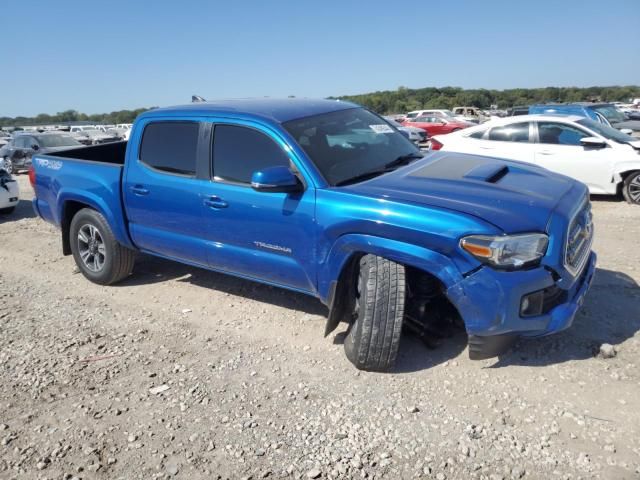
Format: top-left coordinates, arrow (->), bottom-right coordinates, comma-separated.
69,209 -> 118,284
623,172 -> 640,205
343,255 -> 405,371
344,261 -> 368,363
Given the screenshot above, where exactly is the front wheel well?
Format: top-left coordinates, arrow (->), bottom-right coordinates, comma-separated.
618,170 -> 640,203
61,201 -> 93,255
325,253 -> 463,337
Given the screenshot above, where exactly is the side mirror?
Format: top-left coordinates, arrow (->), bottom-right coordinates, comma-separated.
31,144 -> 39,151
251,165 -> 302,193
580,137 -> 607,148
620,128 -> 633,135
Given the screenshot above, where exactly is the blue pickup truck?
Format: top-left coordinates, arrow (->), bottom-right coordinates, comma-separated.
528,103 -> 640,135
30,99 -> 596,371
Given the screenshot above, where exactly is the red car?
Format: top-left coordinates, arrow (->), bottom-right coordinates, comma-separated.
401,115 -> 470,136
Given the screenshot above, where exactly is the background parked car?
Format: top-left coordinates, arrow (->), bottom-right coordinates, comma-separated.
383,116 -> 428,146
71,128 -> 120,145
506,106 -> 530,116
0,168 -> 19,214
430,114 -> 640,204
0,131 -> 12,149
0,132 -> 82,174
529,103 -> 640,136
402,115 -> 471,136
406,109 -> 461,122
106,127 -> 131,141
452,106 -> 487,123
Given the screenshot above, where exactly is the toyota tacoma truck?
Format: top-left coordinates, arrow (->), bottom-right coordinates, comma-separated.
30,99 -> 596,371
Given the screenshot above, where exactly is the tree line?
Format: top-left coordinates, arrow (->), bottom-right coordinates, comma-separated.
332,85 -> 640,114
0,107 -> 153,128
2,85 -> 640,127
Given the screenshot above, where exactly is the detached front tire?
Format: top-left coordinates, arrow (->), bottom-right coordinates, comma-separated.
622,171 -> 640,205
344,255 -> 406,372
70,208 -> 135,285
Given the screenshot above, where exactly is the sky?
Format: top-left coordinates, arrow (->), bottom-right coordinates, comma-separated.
2,0 -> 639,117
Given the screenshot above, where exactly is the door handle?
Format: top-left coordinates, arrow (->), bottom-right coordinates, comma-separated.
204,196 -> 228,209
203,195 -> 228,209
537,150 -> 553,155
130,185 -> 149,196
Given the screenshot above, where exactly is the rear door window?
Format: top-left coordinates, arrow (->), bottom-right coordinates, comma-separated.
212,125 -> 290,184
487,123 -> 530,142
139,122 -> 199,176
467,129 -> 487,139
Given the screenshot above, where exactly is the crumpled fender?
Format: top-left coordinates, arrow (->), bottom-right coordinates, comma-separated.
319,234 -> 464,335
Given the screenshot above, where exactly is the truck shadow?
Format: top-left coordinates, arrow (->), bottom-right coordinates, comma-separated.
119,254 -> 328,316
0,200 -> 37,222
489,267 -> 640,368
119,257 -> 638,373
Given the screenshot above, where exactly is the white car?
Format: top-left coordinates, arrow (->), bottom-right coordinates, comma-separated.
431,114 -> 640,204
0,169 -> 19,214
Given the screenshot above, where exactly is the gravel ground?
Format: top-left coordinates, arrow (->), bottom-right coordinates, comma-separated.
1,175 -> 639,480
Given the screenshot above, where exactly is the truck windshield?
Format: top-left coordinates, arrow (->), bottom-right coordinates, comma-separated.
284,108 -> 420,186
577,118 -> 635,144
591,105 -> 626,124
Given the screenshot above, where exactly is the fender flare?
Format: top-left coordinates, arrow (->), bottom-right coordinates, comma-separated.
613,166 -> 640,183
57,189 -> 135,250
320,234 -> 464,336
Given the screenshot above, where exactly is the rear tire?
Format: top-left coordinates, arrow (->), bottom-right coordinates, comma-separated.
622,171 -> 640,205
344,255 -> 406,372
69,208 -> 135,285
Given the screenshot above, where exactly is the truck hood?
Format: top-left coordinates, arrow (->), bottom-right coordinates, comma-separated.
345,152 -> 576,233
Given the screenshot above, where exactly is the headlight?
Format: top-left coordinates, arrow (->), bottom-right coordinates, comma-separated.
460,233 -> 549,269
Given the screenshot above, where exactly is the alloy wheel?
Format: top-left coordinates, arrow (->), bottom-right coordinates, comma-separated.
77,224 -> 106,272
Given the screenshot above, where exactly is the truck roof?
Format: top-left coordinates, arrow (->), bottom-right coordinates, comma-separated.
140,98 -> 360,124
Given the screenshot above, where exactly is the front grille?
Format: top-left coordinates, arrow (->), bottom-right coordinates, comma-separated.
564,199 -> 593,275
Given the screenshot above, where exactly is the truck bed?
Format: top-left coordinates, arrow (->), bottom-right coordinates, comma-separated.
51,141 -> 128,165
31,142 -> 134,250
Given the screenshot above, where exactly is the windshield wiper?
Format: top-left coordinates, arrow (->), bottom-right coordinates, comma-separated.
335,153 -> 424,186
384,153 -> 424,169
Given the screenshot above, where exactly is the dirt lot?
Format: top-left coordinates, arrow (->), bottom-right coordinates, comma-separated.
1,175 -> 639,480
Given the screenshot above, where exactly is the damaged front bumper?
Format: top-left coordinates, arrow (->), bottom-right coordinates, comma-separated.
447,252 -> 597,359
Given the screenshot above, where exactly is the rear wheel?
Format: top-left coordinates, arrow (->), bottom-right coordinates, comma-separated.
622,171 -> 640,205
69,208 -> 135,285
344,255 -> 406,371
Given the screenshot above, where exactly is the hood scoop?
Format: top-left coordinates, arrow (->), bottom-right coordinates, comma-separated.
463,163 -> 509,183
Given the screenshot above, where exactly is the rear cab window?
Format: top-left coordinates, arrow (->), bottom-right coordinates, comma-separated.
139,122 -> 199,176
